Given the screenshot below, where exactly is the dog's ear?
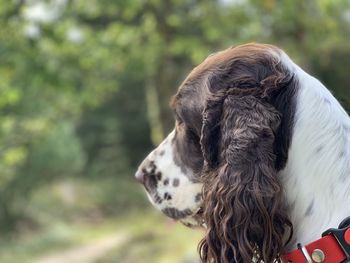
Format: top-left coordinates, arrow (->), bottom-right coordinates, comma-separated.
199,63 -> 292,262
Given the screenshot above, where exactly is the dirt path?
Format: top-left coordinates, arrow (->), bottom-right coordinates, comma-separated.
31,233 -> 127,263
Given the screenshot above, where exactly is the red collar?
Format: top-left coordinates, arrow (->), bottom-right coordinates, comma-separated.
282,218 -> 350,263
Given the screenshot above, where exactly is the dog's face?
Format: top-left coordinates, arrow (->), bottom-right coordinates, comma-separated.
135,129 -> 204,227
136,43 -> 297,262
135,81 -> 207,226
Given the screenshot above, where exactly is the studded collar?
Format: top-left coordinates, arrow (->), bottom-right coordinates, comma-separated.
282,217 -> 350,263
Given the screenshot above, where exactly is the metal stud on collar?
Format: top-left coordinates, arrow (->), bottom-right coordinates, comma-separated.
311,249 -> 325,263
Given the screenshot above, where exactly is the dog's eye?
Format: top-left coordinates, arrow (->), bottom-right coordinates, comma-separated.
174,111 -> 183,124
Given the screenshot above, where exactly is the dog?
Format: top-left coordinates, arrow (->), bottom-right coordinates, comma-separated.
135,43 -> 350,262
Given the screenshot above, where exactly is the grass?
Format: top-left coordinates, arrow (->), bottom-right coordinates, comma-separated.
95,211 -> 203,263
0,216 -> 118,263
0,212 -> 203,263
0,177 -> 203,263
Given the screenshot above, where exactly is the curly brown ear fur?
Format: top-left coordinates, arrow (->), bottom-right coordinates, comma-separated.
199,48 -> 293,263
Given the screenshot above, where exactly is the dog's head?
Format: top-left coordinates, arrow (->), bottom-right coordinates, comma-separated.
136,43 -> 296,262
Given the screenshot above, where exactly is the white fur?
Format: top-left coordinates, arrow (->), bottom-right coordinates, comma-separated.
142,130 -> 203,220
280,52 -> 350,249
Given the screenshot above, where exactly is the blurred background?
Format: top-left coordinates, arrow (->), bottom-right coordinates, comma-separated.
0,0 -> 349,262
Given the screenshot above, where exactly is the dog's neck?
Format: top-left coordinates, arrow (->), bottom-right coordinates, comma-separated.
281,59 -> 350,249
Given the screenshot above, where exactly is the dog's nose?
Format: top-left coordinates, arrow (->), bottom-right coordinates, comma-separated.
135,170 -> 145,184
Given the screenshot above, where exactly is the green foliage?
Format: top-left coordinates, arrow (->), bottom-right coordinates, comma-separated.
26,122 -> 85,178
0,0 -> 349,249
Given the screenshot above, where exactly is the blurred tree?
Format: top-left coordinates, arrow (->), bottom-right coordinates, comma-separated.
0,0 -> 349,231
